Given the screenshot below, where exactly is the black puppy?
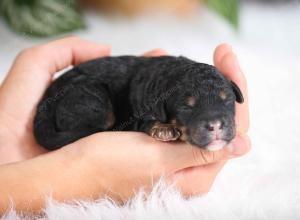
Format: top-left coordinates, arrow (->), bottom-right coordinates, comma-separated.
34,56 -> 243,151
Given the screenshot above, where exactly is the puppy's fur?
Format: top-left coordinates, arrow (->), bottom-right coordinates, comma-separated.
34,56 -> 243,150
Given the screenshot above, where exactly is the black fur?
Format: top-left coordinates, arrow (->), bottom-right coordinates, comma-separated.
34,56 -> 243,150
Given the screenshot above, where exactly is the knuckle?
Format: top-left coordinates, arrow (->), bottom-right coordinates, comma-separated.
192,147 -> 229,165
16,48 -> 32,60
17,46 -> 44,61
210,151 -> 216,162
17,36 -> 82,62
191,147 -> 203,165
144,48 -> 168,57
192,147 -> 216,165
153,48 -> 167,54
202,151 -> 214,164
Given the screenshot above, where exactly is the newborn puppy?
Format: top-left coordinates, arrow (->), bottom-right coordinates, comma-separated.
34,56 -> 243,151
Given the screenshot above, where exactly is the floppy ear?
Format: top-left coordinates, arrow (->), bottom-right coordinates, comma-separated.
231,80 -> 244,103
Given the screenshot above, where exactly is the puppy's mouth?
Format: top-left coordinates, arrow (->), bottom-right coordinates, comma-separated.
178,124 -> 234,151
187,129 -> 230,151
204,140 -> 227,151
188,136 -> 228,151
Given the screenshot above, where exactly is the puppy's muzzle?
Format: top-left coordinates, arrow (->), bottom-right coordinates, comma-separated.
187,117 -> 235,151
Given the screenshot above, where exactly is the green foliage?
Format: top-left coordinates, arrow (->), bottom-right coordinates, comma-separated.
0,0 -> 85,37
205,0 -> 239,29
0,0 -> 239,37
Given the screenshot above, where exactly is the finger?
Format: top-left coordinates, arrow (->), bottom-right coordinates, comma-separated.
213,43 -> 232,67
171,134 -> 251,196
35,36 -> 111,73
11,36 -> 111,78
220,53 -> 249,133
213,44 -> 249,133
0,37 -> 110,124
168,160 -> 227,196
229,133 -> 251,158
143,48 -> 168,57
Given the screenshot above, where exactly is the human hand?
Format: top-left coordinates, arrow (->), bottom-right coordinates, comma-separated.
0,37 -> 250,206
0,37 -> 111,164
143,44 -> 251,196
0,38 -> 182,164
61,44 -> 251,200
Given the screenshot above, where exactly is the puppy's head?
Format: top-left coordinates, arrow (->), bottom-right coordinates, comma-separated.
168,64 -> 244,151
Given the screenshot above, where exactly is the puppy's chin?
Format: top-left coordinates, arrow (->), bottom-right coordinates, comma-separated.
204,140 -> 227,151
188,136 -> 228,151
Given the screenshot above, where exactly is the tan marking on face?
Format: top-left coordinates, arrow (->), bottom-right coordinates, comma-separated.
187,96 -> 196,107
106,111 -> 115,128
170,119 -> 177,125
180,133 -> 188,141
219,91 -> 227,100
152,121 -> 161,128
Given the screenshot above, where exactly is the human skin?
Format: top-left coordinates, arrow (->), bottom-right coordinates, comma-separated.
0,37 -> 250,214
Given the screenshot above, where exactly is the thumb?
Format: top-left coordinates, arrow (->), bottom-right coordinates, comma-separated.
228,133 -> 251,158
0,37 -> 110,126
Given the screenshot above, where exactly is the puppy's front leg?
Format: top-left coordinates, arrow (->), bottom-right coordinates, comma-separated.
139,121 -> 181,141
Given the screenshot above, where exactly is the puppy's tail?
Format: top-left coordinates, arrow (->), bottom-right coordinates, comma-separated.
33,102 -> 95,151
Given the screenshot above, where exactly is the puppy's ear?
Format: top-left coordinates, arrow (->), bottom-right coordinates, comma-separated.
154,101 -> 167,123
231,80 -> 244,103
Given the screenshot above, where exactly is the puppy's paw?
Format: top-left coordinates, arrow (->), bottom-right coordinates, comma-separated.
150,123 -> 181,141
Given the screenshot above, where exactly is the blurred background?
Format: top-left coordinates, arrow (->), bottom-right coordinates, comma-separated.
0,0 -> 300,217
0,0 -> 299,75
0,0 -> 299,76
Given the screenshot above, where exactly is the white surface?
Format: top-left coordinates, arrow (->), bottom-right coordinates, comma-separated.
1,2 -> 300,219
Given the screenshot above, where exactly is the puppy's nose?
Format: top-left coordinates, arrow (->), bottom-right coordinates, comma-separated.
206,120 -> 223,131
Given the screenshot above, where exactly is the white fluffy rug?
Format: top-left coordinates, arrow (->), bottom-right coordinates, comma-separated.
3,173 -> 300,220
1,2 -> 300,219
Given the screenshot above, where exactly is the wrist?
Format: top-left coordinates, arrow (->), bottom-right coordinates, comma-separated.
0,142 -> 105,214
36,144 -> 106,202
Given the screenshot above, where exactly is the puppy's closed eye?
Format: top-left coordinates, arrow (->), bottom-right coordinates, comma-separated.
187,96 -> 196,107
219,91 -> 227,100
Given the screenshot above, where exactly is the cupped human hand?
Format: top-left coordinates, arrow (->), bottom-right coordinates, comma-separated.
0,38 -> 178,164
70,44 -> 251,199
58,43 -> 251,200
0,37 -> 112,164
0,37 -> 250,202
